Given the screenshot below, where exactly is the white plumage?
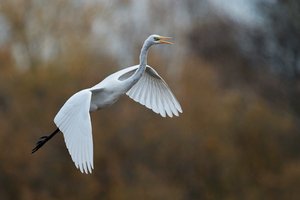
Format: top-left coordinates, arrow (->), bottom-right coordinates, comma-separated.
32,34 -> 182,174
126,66 -> 182,117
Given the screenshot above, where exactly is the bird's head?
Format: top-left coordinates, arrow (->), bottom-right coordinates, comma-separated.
147,34 -> 173,45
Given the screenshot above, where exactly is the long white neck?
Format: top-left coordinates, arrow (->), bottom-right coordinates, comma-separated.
129,40 -> 152,84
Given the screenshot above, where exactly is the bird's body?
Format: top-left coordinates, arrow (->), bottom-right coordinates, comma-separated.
89,65 -> 139,111
32,34 -> 182,174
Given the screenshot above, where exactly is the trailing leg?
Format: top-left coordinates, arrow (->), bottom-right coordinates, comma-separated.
32,128 -> 60,154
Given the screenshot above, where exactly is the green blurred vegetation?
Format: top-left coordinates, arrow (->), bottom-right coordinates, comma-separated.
1,0 -> 300,200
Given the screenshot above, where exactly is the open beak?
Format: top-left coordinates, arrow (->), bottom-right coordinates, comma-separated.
159,36 -> 173,44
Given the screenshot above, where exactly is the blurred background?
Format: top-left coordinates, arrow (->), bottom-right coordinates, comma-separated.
0,0 -> 300,199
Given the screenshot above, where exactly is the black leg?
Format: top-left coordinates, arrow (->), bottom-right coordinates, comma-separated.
32,128 -> 60,154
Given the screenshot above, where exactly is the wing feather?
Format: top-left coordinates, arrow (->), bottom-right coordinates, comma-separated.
145,75 -> 152,109
151,80 -> 159,114
126,66 -> 182,117
54,89 -> 94,174
139,76 -> 147,105
143,75 -> 150,107
162,83 -> 179,116
155,80 -> 166,117
149,79 -> 156,111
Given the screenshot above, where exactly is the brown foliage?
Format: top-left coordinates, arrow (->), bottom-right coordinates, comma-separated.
0,53 -> 299,199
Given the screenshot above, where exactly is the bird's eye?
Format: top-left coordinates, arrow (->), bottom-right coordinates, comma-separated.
154,37 -> 160,41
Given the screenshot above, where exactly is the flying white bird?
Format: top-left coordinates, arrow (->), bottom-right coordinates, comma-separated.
32,34 -> 183,174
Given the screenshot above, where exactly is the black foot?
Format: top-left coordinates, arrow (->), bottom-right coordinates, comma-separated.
31,136 -> 50,154
31,128 -> 60,154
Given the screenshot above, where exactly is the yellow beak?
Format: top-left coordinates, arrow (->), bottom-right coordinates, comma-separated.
159,36 -> 173,44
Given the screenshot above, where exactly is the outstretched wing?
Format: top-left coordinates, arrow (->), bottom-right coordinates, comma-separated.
126,66 -> 182,117
54,89 -> 93,174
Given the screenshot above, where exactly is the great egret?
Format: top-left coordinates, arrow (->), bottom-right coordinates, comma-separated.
32,34 -> 182,174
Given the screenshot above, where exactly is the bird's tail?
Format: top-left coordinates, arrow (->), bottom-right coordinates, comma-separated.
32,128 -> 60,154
